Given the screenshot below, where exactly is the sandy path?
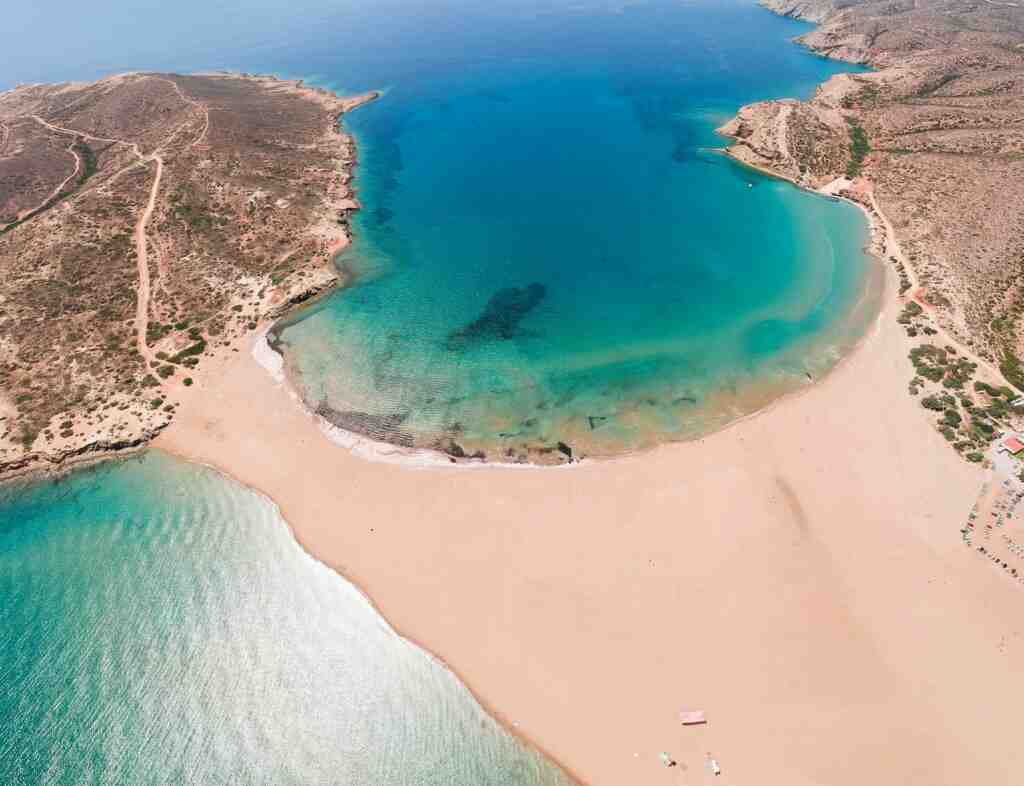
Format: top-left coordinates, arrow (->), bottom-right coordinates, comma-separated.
17,140 -> 80,220
158,237 -> 1024,785
866,189 -> 1003,380
133,155 -> 163,367
27,114 -> 173,372
0,135 -> 80,232
31,115 -> 144,159
21,116 -> 165,368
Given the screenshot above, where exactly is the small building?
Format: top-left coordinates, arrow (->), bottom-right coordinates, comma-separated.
1002,436 -> 1024,455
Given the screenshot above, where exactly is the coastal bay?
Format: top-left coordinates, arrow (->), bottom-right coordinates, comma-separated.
157,238 -> 1023,785
274,1 -> 876,462
3,0 -> 1023,784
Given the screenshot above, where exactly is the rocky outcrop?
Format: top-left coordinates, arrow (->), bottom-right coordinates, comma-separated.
718,96 -> 851,187
759,0 -> 841,24
733,0 -> 1024,380
0,428 -> 166,482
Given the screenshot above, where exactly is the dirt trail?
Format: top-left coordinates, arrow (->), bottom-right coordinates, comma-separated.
31,115 -> 144,159
160,77 -> 210,148
12,141 -> 81,222
134,155 -> 164,368
28,113 -> 179,378
868,189 -> 1004,381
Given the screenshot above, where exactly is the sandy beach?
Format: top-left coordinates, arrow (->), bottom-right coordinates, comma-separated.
156,236 -> 1024,785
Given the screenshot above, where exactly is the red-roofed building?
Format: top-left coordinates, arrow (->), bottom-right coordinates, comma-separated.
1002,436 -> 1024,455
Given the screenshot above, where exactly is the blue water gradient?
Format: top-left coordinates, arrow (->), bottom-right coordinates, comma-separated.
0,454 -> 577,785
0,1 -> 880,779
268,0 -> 877,458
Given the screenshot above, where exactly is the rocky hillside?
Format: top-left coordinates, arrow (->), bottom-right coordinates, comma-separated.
723,0 -> 1024,386
0,73 -> 376,478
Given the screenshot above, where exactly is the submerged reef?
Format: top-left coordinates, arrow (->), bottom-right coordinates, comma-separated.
447,283 -> 547,349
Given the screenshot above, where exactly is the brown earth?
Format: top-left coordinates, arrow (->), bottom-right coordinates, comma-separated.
0,73 -> 376,479
722,0 -> 1024,460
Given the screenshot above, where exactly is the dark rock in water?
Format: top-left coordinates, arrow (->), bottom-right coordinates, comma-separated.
446,441 -> 467,458
447,282 -> 547,349
588,415 -> 609,430
557,441 -> 573,460
373,207 -> 395,225
315,403 -> 415,446
672,395 -> 697,406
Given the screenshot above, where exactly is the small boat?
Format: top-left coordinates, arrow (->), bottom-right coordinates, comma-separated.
679,709 -> 707,725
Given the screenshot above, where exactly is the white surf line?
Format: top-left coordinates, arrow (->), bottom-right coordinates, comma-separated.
249,329 -> 580,471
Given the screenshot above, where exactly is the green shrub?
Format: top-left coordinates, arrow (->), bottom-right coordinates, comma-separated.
1000,350 -> 1024,392
921,393 -> 953,411
898,301 -> 923,324
846,118 -> 871,178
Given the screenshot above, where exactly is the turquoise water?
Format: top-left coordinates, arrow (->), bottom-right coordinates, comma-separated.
269,0 -> 876,460
0,0 -> 879,780
0,453 -> 577,785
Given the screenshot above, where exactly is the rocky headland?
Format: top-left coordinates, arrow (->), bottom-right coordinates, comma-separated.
0,73 -> 377,480
721,0 -> 1024,460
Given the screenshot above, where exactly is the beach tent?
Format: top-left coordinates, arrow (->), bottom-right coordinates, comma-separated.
679,710 -> 707,725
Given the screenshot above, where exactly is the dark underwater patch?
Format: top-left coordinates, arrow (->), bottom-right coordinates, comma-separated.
315,402 -> 415,446
447,282 -> 547,349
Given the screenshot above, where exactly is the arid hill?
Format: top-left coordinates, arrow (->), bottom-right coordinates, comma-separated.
720,0 -> 1024,461
0,73 -> 375,478
724,0 -> 1024,378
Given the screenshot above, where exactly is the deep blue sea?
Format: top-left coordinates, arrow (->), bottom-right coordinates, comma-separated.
1,0 -> 877,781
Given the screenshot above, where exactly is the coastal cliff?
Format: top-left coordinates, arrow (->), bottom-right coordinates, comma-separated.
0,74 -> 377,480
722,0 -> 1024,402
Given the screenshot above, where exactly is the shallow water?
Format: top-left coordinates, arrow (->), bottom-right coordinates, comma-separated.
0,453 -> 577,785
1,1 -> 878,779
267,0 -> 875,460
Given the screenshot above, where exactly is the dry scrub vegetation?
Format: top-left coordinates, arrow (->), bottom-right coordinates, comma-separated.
724,0 -> 1024,458
0,73 -> 374,477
